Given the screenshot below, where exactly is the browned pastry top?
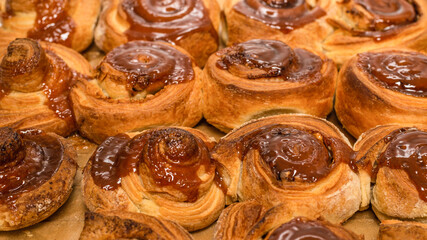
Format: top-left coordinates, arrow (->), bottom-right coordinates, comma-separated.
101,41 -> 194,94
121,0 -> 217,43
234,124 -> 356,183
216,39 -> 323,81
268,217 -> 343,240
372,128 -> 427,201
233,0 -> 325,33
357,51 -> 427,97
0,127 -> 64,204
4,0 -> 76,47
90,128 -> 215,202
0,38 -> 86,128
332,0 -> 419,41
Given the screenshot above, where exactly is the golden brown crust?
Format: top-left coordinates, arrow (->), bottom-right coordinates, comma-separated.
211,114 -> 362,224
354,124 -> 427,222
0,130 -> 77,231
335,48 -> 427,139
323,0 -> 427,66
202,40 -> 337,133
214,201 -> 362,240
94,0 -> 220,67
379,220 -> 427,240
82,127 -> 225,232
0,0 -> 100,52
0,38 -> 94,137
224,0 -> 334,52
79,211 -> 193,240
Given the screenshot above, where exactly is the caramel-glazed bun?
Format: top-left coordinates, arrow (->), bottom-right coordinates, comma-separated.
0,127 -> 77,231
335,48 -> 427,138
0,38 -> 94,136
71,41 -> 203,144
379,220 -> 427,240
324,0 -> 427,65
354,124 -> 427,222
203,39 -> 337,132
223,0 -> 333,51
211,114 -> 364,224
214,200 -> 362,240
0,0 -> 100,52
79,211 -> 193,240
94,0 -> 220,67
82,127 -> 225,231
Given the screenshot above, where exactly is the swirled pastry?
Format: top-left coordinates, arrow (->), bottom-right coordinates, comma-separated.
335,48 -> 427,138
79,211 -> 193,240
83,127 -> 225,231
0,38 -> 93,136
0,0 -> 100,52
214,200 -> 362,240
71,41 -> 203,144
211,114 -> 363,224
324,0 -> 427,65
0,127 -> 77,231
354,124 -> 427,222
379,220 -> 427,240
94,0 -> 220,66
223,0 -> 333,51
203,39 -> 337,132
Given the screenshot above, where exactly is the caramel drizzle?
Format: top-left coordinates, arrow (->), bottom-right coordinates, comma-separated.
268,217 -> 341,240
27,0 -> 76,47
233,0 -> 326,33
216,39 -> 323,82
235,124 -> 356,183
90,128 -> 217,202
0,128 -> 65,204
121,0 -> 218,44
357,51 -> 427,97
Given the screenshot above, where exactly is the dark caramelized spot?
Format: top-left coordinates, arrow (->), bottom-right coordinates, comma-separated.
101,41 -> 194,94
233,0 -> 325,33
376,129 -> 427,201
268,217 -> 341,240
216,39 -> 322,81
121,0 -> 217,44
358,51 -> 427,97
0,127 -> 24,167
238,125 -> 353,183
27,0 -> 76,47
0,128 -> 64,203
90,128 -> 215,202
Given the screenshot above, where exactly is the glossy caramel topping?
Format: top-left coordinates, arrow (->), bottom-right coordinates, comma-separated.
121,0 -> 217,44
358,51 -> 427,97
27,0 -> 76,47
233,0 -> 325,33
376,129 -> 427,201
216,39 -> 323,81
268,217 -> 341,240
102,41 -> 194,94
0,128 -> 64,203
335,0 -> 418,41
237,125 -> 354,182
90,128 -> 215,202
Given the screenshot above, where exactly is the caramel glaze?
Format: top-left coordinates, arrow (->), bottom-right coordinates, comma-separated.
233,0 -> 326,33
102,41 -> 194,95
90,128 -> 217,202
216,39 -> 323,81
372,128 -> 427,202
357,51 -> 427,97
0,127 -> 65,204
121,0 -> 217,45
336,0 -> 419,41
268,217 -> 341,240
27,0 -> 76,47
236,124 -> 356,183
